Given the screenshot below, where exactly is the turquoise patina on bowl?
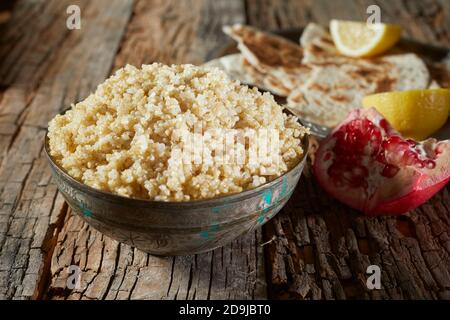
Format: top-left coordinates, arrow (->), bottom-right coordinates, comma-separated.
44,133 -> 308,256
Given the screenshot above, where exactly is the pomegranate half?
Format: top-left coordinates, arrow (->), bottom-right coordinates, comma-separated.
313,108 -> 450,215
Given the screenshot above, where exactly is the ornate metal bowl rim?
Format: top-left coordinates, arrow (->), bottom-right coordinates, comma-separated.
44,120 -> 309,207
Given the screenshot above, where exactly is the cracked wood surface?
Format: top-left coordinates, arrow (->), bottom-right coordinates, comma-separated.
0,0 -> 449,300
247,0 -> 450,300
0,0 -> 134,300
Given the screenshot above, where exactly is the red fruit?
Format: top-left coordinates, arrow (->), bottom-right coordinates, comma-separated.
313,108 -> 450,216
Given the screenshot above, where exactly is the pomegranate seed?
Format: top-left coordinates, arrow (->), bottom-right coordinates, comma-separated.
382,164 -> 400,177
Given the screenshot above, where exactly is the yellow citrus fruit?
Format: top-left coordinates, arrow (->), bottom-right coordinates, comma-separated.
362,89 -> 450,141
330,20 -> 402,58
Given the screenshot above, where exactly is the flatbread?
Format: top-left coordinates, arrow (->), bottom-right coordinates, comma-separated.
300,23 -> 344,65
286,23 -> 431,127
203,53 -> 291,96
203,54 -> 255,84
241,58 -> 292,96
287,53 -> 430,127
216,23 -> 432,128
222,24 -> 312,91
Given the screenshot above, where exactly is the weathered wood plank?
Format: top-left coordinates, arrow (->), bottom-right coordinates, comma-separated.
245,0 -> 450,299
44,0 -> 267,300
0,0 -> 134,299
245,0 -> 450,47
1,0 -> 449,301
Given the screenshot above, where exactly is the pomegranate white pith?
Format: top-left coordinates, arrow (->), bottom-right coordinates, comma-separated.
313,108 -> 450,215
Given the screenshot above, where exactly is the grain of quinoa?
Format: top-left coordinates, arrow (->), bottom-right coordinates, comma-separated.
48,63 -> 307,201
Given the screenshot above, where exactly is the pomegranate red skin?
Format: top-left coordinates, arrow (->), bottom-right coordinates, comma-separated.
368,178 -> 450,215
313,108 -> 450,216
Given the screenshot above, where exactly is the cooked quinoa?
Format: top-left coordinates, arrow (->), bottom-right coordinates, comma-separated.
48,63 -> 307,201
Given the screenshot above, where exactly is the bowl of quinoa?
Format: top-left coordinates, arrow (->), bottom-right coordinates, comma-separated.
45,63 -> 309,255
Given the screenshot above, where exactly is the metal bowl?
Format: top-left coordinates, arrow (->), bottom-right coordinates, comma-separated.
44,133 -> 308,256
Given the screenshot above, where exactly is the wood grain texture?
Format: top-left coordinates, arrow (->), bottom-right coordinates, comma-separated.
0,0 -> 449,300
245,0 -> 450,48
44,0 -> 267,300
245,0 -> 450,300
0,0 -> 134,299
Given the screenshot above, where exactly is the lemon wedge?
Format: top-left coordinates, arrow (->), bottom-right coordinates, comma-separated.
330,20 -> 402,58
362,89 -> 450,140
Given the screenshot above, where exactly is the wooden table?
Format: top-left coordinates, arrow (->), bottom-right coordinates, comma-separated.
0,0 -> 449,300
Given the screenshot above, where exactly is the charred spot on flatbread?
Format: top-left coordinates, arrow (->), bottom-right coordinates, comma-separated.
348,67 -> 380,78
374,77 -> 397,93
289,91 -> 306,104
329,94 -> 351,103
308,82 -> 330,93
